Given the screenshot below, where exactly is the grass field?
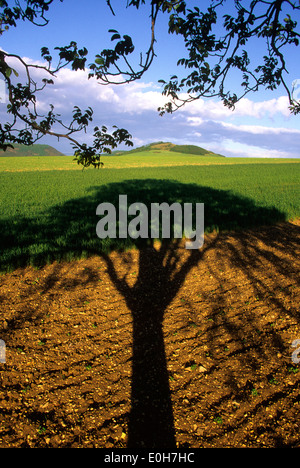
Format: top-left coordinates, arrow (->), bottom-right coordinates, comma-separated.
0,153 -> 300,171
0,151 -> 299,272
1,149 -> 300,449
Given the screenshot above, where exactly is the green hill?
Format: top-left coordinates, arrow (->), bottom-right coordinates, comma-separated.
0,144 -> 65,157
170,144 -> 218,156
113,141 -> 225,157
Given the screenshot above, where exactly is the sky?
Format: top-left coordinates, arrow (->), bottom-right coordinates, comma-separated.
1,0 -> 300,158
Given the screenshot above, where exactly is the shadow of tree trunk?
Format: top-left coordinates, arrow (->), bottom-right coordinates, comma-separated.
129,282 -> 175,447
102,238 -> 212,448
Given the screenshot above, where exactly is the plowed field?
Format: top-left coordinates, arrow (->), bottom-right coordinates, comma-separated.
0,220 -> 299,448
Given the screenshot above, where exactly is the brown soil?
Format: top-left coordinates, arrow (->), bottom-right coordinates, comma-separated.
0,220 -> 299,448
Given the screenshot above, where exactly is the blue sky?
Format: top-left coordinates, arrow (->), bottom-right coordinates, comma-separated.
1,0 -> 300,157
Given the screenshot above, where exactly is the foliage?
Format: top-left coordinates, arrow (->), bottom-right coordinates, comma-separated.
0,1 -> 133,166
88,1 -> 300,114
159,0 -> 300,115
0,0 -> 299,166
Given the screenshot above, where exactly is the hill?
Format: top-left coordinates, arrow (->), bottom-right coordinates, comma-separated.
113,141 -> 225,157
0,144 -> 65,157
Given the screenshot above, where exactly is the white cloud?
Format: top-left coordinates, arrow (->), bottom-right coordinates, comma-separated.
2,56 -> 299,158
15,62 -> 291,121
188,118 -> 300,137
233,96 -> 291,118
184,117 -> 300,157
178,94 -> 291,120
180,97 -> 232,119
225,144 -> 292,159
30,67 -> 168,117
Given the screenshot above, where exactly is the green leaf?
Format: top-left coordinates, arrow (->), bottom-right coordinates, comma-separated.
95,57 -> 104,65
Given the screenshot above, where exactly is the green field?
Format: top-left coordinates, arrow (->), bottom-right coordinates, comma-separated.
0,151 -> 299,272
0,153 -> 299,172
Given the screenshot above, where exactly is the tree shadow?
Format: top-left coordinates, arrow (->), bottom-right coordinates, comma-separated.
102,239 -> 208,447
0,178 -> 286,272
0,178 -> 288,448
